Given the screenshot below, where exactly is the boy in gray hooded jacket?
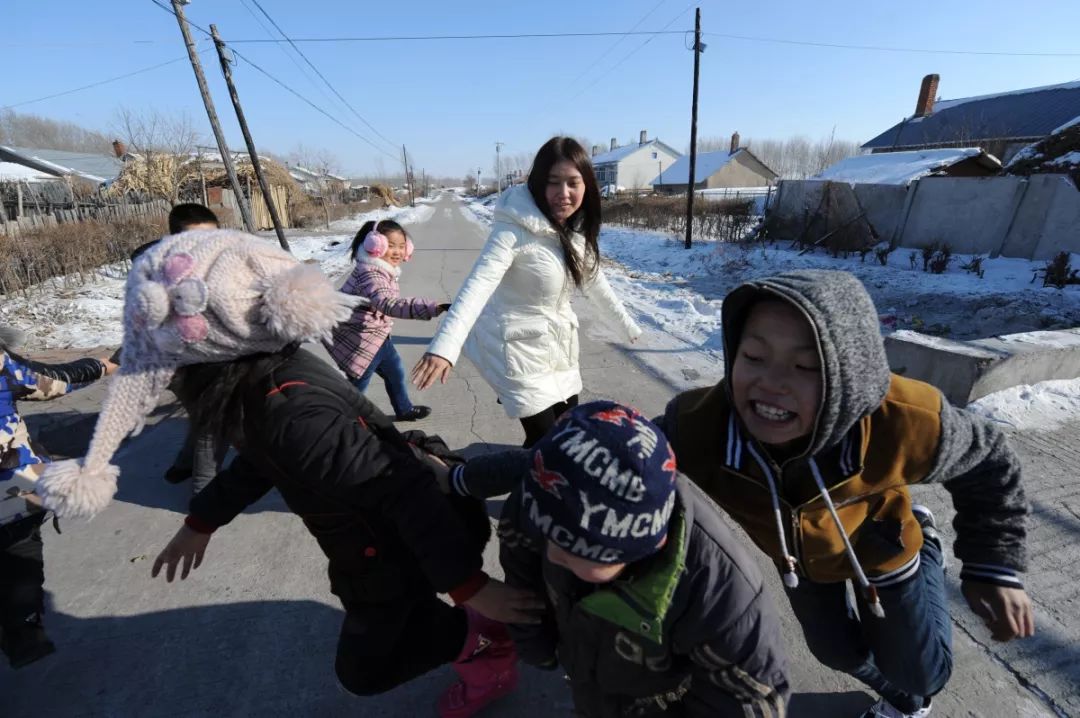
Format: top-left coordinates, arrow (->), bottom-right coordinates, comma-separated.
658,269 -> 1033,718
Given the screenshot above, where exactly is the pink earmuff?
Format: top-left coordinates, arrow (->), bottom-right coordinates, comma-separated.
404,238 -> 414,262
363,222 -> 388,257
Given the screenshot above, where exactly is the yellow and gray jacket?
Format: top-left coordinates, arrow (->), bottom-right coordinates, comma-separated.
659,270 -> 1028,609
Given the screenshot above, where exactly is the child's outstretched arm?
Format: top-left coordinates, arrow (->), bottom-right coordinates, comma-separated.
2,350 -> 113,402
923,399 -> 1034,641
365,269 -> 441,320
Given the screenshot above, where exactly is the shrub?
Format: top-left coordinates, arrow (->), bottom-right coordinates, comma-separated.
1034,251 -> 1080,289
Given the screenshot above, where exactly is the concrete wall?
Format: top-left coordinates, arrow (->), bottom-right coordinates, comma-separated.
769,174 -> 1080,260
896,177 -> 1024,255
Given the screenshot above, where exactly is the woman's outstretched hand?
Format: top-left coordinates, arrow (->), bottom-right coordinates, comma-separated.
411,353 -> 452,390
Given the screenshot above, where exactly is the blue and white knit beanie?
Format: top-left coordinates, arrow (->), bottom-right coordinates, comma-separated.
36,229 -> 363,520
525,401 -> 679,565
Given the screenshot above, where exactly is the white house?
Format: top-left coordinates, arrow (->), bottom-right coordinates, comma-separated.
652,135 -> 777,194
591,131 -> 681,192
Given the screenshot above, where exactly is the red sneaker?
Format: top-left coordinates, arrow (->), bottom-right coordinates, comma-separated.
437,608 -> 520,718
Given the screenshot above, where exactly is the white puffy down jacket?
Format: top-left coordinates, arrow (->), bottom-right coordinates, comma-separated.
427,185 -> 642,419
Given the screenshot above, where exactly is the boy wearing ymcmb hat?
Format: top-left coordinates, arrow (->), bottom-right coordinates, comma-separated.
455,401 -> 789,717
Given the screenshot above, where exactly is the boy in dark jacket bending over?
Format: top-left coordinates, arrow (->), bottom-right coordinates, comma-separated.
658,270 -> 1033,718
456,401 -> 789,717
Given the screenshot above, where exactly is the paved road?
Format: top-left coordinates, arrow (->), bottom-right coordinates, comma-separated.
5,193 -> 1075,717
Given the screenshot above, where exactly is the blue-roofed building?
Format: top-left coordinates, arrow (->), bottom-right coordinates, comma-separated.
862,74 -> 1080,164
0,145 -> 124,186
651,134 -> 777,194
590,131 -> 681,192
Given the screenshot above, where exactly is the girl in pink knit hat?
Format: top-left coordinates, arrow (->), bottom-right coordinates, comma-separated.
36,229 -> 540,717
328,219 -> 450,422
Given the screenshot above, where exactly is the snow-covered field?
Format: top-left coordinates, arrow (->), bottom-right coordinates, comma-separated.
459,199 -> 1080,431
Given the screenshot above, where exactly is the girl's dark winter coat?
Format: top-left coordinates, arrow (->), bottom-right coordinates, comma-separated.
186,348 -> 490,604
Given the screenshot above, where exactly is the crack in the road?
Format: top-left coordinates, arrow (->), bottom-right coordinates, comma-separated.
951,618 -> 1070,718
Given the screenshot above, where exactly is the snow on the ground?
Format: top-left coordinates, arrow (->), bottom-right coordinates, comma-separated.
3,204 -> 435,351
968,379 -> 1080,431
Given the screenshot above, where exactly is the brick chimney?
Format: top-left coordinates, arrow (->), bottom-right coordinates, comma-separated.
112,139 -> 127,158
730,131 -> 740,153
639,130 -> 647,145
610,137 -> 617,151
592,145 -> 600,157
914,74 -> 939,118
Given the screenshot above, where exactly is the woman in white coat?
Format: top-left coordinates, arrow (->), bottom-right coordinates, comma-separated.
411,137 -> 642,447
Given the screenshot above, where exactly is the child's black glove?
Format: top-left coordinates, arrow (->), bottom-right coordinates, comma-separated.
437,303 -> 451,315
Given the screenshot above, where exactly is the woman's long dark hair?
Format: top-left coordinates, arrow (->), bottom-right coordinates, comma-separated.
348,219 -> 407,261
527,137 -> 601,288
171,346 -> 297,448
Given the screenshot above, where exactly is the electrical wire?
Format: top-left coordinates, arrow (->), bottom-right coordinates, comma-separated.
1,55 -> 198,110
244,0 -> 400,150
567,0 -> 670,90
569,3 -> 695,102
702,32 -> 1080,57
148,0 -> 400,161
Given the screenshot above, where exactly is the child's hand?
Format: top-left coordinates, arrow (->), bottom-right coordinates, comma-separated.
465,578 -> 547,625
152,524 -> 211,582
961,581 -> 1035,641
99,357 -> 119,376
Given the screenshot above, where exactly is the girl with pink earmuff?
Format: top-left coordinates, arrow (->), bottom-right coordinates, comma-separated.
327,219 -> 451,422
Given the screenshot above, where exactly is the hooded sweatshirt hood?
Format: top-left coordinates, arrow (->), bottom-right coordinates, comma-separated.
721,269 -> 891,458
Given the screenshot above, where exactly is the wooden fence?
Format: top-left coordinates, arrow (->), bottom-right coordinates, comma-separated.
0,199 -> 170,237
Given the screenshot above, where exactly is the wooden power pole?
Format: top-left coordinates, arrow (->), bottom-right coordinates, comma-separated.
210,24 -> 290,252
402,145 -> 415,206
170,0 -> 255,233
684,7 -> 703,250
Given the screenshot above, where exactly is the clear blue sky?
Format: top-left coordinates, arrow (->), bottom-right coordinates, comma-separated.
6,0 -> 1080,178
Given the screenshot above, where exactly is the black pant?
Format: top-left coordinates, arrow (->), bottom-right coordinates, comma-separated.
0,514 -> 47,634
335,591 -> 467,696
519,395 -> 580,448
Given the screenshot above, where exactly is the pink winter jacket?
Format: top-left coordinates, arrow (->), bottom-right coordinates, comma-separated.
328,255 -> 440,379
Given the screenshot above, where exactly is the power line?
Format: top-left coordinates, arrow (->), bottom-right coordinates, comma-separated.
224,30 -> 690,43
1,55 -> 196,110
244,0 -> 399,150
232,52 -> 400,161
570,4 -> 695,103
148,0 -> 399,161
567,0 -> 670,90
703,32 -> 1080,57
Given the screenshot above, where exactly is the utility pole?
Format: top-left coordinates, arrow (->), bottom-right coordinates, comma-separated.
684,7 -> 703,249
170,0 -> 254,233
402,145 -> 415,206
476,167 -> 481,196
210,24 -> 290,252
495,141 -> 504,194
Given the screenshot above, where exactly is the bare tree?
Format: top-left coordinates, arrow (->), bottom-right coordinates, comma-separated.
0,109 -> 113,153
699,131 -> 862,179
287,142 -> 342,176
112,107 -> 202,203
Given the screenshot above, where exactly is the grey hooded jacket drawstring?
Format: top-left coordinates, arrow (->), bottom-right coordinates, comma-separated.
744,441 -> 886,618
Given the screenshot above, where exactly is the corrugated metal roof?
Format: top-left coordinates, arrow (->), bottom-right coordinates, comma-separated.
863,80 -> 1080,150
0,161 -> 58,183
591,139 -> 680,166
0,145 -> 123,183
